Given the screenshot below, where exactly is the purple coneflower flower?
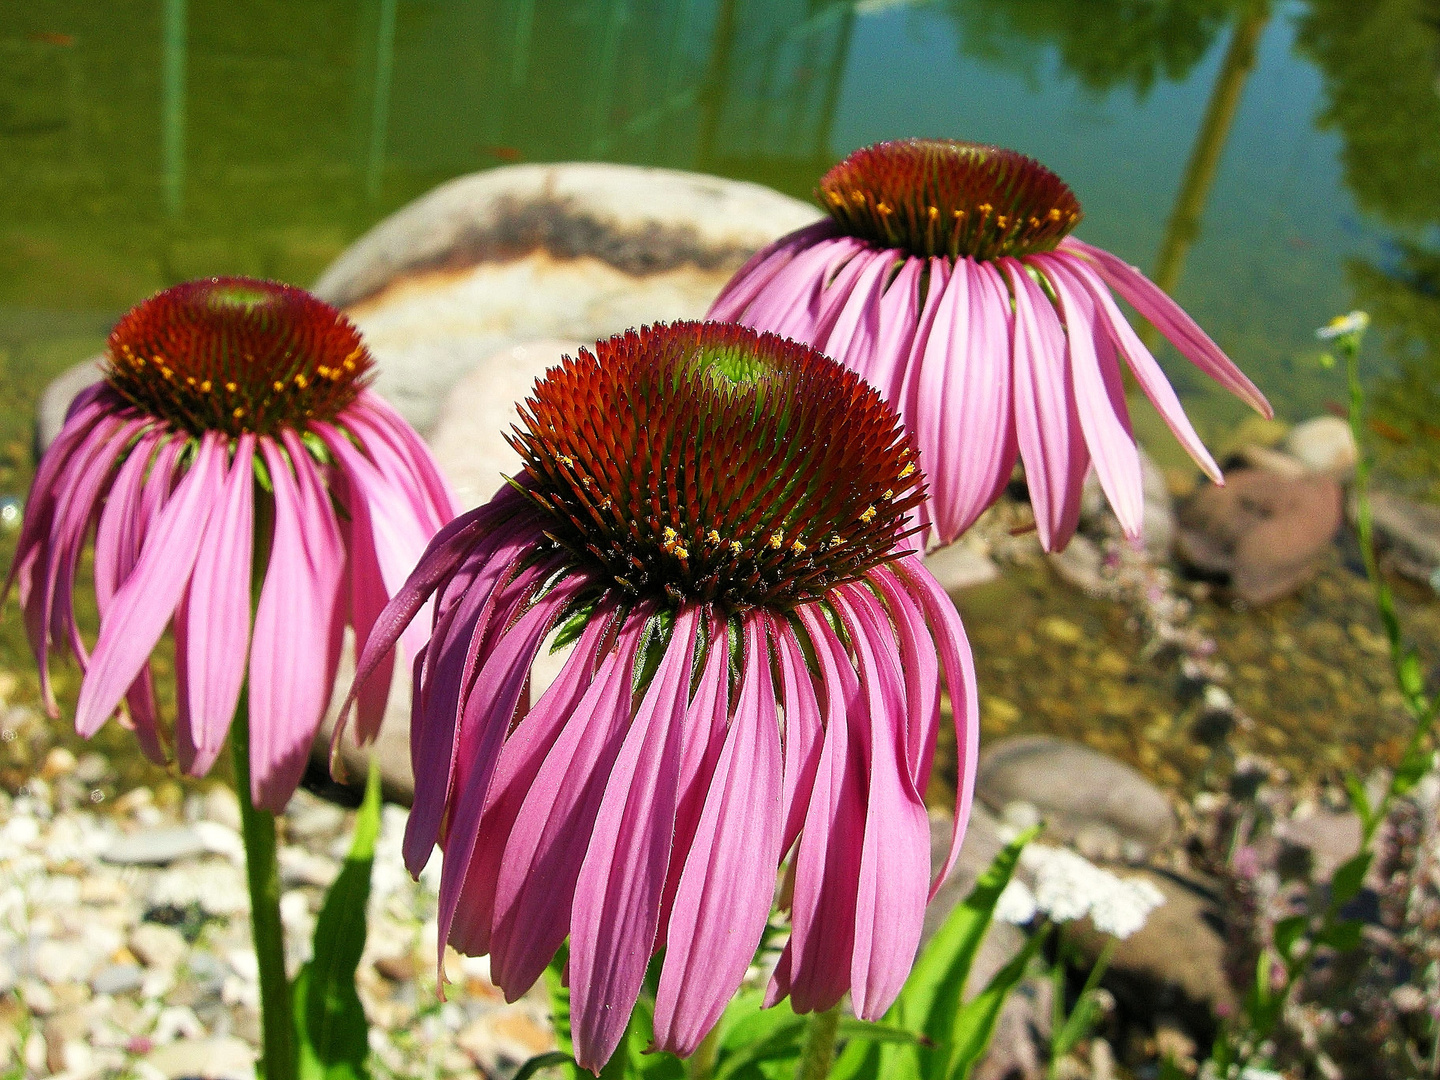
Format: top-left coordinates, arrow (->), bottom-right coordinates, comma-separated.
709,138 -> 1272,552
351,321 -> 980,1071
5,277 -> 455,811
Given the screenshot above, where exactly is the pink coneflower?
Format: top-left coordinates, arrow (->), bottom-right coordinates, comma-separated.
709,138 -> 1272,552
351,321 -> 980,1071
5,277 -> 455,811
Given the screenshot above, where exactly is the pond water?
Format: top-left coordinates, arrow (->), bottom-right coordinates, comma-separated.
1,0 -> 1437,794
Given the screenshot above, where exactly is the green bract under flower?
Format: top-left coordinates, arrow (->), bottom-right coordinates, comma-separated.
104,276 -> 374,437
510,321 -> 925,609
820,138 -> 1083,261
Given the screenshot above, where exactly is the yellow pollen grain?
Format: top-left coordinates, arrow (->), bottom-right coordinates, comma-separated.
876,201 -> 893,216
995,215 -> 1009,229
882,489 -> 894,499
790,540 -> 806,555
662,526 -> 679,544
200,380 -> 211,392
767,532 -> 784,549
317,366 -> 331,378
558,454 -> 574,468
860,505 -> 876,524
899,463 -> 915,478
706,529 -> 721,545
343,359 -> 356,371
232,407 -> 245,419
928,205 -> 939,220
673,546 -> 689,560
829,535 -> 845,547
273,380 -> 285,392
1049,208 -> 1062,220
977,203 -> 993,215
226,381 -> 238,392
185,376 -> 196,386
293,373 -> 308,389
729,541 -> 742,555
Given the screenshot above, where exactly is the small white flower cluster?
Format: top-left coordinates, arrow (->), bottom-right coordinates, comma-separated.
993,845 -> 1166,940
1315,310 -> 1370,340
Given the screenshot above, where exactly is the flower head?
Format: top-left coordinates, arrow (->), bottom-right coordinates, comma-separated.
350,321 -> 980,1071
5,277 -> 456,811
710,137 -> 1272,552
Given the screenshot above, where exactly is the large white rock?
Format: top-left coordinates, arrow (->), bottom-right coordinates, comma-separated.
312,162 -> 822,433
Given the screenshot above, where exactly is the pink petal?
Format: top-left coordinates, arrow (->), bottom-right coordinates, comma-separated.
1002,257 -> 1089,552
175,435 -> 256,776
867,565 -> 940,791
1060,238 -> 1271,418
488,614 -> 647,998
893,557 -> 979,897
344,390 -> 460,525
1036,256 -> 1145,539
1061,256 -> 1226,483
569,607 -> 700,1071
859,255 -> 924,404
74,433 -> 225,737
778,604 -> 865,1015
653,612 -> 784,1057
774,618 -> 824,857
447,605 -> 617,957
896,257 -> 952,548
736,237 -> 866,343
707,220 -> 842,322
656,607 -> 732,944
832,584 -> 929,1018
246,439 -> 346,812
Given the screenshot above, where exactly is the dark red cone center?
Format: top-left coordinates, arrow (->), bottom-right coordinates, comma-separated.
820,138 -> 1083,261
104,277 -> 373,437
510,321 -> 924,609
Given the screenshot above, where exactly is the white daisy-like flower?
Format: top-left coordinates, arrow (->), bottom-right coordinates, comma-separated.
1315,310 -> 1370,340
1019,845 -> 1166,939
993,878 -> 1039,926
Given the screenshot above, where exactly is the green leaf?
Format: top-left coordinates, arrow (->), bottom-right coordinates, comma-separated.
1272,915 -> 1309,960
1343,775 -> 1374,832
1393,745 -> 1430,797
293,760 -> 382,1080
543,945 -> 579,1076
1051,938 -> 1114,1061
833,1020 -> 928,1047
945,924 -> 1049,1080
895,825 -> 1041,1078
713,993 -> 807,1080
1318,918 -> 1364,953
1331,851 -> 1372,906
514,1052 -> 579,1080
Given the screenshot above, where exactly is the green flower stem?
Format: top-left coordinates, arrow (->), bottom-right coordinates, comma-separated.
794,1005 -> 842,1080
231,698 -> 298,1080
686,1023 -> 722,1080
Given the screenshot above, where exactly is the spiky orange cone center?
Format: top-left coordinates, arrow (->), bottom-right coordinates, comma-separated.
104,277 -> 373,437
820,138 -> 1083,261
510,322 -> 924,609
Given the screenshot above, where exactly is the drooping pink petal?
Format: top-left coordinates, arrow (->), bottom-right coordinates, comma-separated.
707,219 -> 843,322
404,546 -> 557,875
735,237 -> 866,342
832,583 -> 930,1019
569,607 -> 700,1072
488,615 -> 647,998
1060,238 -> 1271,418
1062,256 -> 1226,483
344,390 -> 459,525
814,247 -> 896,363
777,604 -> 865,1015
246,438 -> 345,812
856,255 -> 923,404
653,612 -> 784,1057
1002,257 -> 1089,552
93,431 -> 162,617
446,605 -> 616,957
1036,255 -> 1145,539
430,574 -> 590,976
656,607 -> 732,944
74,433 -> 225,737
774,617 -> 824,858
894,557 -> 980,897
175,435 -> 256,776
867,564 -> 940,791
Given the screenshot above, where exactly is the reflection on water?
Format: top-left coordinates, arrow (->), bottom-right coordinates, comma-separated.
1,0 -> 1437,790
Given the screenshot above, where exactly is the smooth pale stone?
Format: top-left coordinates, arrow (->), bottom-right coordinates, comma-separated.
312,163 -> 822,434
1283,415 -> 1358,477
